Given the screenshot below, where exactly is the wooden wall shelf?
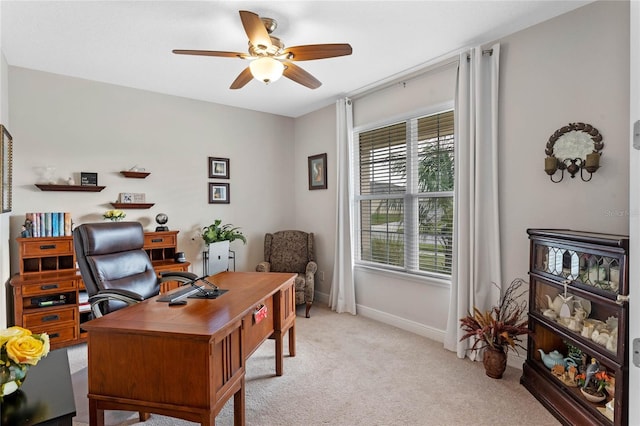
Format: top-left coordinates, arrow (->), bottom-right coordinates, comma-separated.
35,184 -> 105,192
120,171 -> 150,178
110,203 -> 155,209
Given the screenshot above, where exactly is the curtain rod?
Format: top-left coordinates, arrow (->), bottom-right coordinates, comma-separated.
348,49 -> 462,101
467,49 -> 494,60
349,46 -> 493,101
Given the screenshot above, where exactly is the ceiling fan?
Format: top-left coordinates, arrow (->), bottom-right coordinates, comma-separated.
173,10 -> 352,90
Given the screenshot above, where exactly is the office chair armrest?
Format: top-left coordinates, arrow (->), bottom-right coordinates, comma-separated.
159,271 -> 198,280
256,261 -> 271,272
88,289 -> 145,318
159,271 -> 199,286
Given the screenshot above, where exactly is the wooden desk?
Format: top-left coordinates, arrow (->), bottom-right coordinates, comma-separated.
81,272 -> 296,426
0,348 -> 76,425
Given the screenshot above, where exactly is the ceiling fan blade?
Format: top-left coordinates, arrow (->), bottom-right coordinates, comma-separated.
172,49 -> 248,59
282,44 -> 353,61
283,62 -> 321,89
230,67 -> 254,90
239,10 -> 272,50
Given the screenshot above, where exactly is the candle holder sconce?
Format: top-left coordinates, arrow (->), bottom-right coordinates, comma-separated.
544,122 -> 603,183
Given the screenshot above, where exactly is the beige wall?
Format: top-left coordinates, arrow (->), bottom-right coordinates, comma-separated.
7,67 -> 295,280
297,0 -> 630,343
499,0 -> 629,287
293,104 -> 337,296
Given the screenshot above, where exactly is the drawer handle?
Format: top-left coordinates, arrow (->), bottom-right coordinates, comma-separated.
49,333 -> 60,339
39,244 -> 56,250
151,238 -> 164,243
40,284 -> 59,290
41,314 -> 60,322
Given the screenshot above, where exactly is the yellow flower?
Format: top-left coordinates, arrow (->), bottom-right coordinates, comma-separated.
0,326 -> 31,347
104,209 -> 126,221
5,333 -> 50,365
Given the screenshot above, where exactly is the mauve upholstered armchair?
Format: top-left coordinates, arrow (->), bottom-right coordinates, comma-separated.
256,230 -> 317,317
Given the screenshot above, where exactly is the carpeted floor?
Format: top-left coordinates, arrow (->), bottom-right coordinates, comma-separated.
69,305 -> 560,426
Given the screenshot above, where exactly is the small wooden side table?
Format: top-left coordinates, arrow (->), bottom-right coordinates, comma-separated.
0,348 -> 76,425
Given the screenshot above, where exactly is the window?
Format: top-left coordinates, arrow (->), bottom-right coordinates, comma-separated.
355,110 -> 454,278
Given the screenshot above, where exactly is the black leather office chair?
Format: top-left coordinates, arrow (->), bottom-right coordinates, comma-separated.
74,221 -> 197,318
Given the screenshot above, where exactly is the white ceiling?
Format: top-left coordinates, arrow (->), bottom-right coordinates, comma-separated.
1,1 -> 592,118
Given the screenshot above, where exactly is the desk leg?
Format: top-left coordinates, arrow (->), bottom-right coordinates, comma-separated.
288,324 -> 296,357
234,376 -> 245,426
89,399 -> 104,426
275,331 -> 283,376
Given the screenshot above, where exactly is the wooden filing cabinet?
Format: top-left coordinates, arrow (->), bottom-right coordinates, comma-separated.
144,230 -> 190,292
9,231 -> 190,350
10,236 -> 83,349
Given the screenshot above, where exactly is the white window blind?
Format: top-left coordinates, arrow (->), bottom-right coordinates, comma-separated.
356,110 -> 454,277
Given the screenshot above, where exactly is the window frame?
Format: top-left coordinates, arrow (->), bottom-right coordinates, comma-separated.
352,102 -> 455,281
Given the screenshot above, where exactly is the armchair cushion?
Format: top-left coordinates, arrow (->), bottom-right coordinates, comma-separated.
257,230 -> 316,317
266,230 -> 315,273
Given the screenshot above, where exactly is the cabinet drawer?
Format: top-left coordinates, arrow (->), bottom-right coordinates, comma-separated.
21,279 -> 77,296
144,234 -> 176,248
20,238 -> 74,257
28,323 -> 77,346
23,307 -> 77,328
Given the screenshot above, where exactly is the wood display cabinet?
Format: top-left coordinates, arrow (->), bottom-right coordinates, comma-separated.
521,229 -> 629,426
9,231 -> 190,350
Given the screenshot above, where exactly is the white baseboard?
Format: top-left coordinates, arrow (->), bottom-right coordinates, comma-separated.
315,291 -> 525,371
315,291 -> 445,342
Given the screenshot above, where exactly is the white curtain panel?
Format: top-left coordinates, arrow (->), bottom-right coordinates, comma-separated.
329,98 -> 356,315
444,44 -> 502,359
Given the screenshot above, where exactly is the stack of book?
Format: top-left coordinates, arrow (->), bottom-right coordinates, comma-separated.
24,212 -> 73,237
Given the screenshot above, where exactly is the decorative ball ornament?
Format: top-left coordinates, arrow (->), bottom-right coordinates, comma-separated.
155,213 -> 169,231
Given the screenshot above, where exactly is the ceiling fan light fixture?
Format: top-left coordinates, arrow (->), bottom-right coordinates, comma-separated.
249,57 -> 284,84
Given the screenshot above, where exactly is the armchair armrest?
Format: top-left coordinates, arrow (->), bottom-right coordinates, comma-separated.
256,261 -> 271,273
306,260 -> 318,277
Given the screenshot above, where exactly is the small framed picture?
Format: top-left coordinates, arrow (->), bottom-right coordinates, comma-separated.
308,153 -> 327,190
133,193 -> 146,203
209,182 -> 230,204
1,125 -> 13,212
81,172 -> 98,186
208,157 -> 230,179
119,192 -> 133,203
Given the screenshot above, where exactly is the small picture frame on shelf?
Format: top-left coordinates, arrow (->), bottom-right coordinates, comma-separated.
209,182 -> 230,204
81,172 -> 98,186
133,193 -> 146,203
208,157 -> 230,179
119,192 -> 133,203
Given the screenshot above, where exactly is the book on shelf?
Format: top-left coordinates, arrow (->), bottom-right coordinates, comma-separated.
23,212 -> 73,237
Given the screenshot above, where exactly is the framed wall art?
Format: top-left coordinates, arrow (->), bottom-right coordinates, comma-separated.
308,153 -> 327,190
208,157 -> 230,179
1,125 -> 13,212
81,172 -> 98,186
209,182 -> 230,204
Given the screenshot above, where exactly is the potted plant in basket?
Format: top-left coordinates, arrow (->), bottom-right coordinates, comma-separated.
459,278 -> 532,379
201,219 -> 246,275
